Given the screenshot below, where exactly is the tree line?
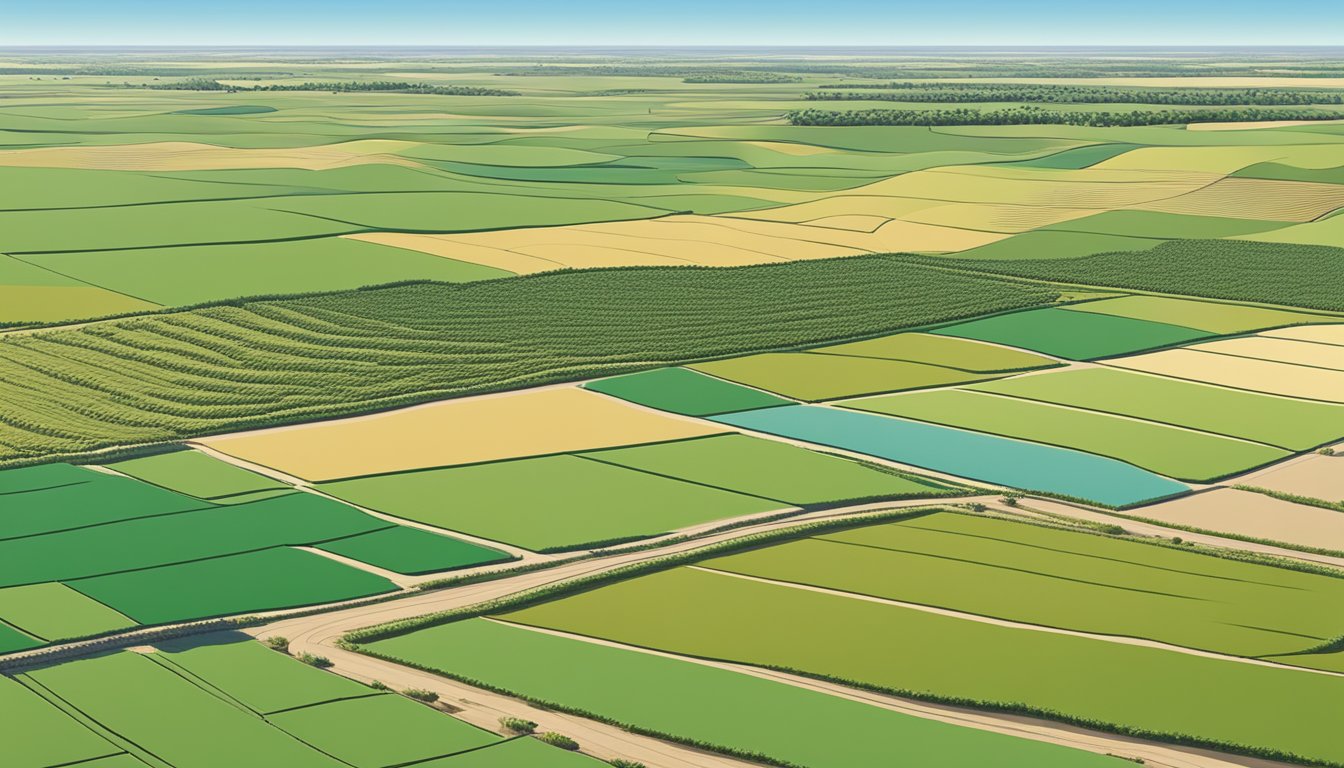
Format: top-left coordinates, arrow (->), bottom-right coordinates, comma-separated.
808,83 -> 1344,106
142,79 -> 519,96
786,105 -> 1344,127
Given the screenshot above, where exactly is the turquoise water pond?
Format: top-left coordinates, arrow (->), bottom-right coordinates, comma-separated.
712,405 -> 1189,507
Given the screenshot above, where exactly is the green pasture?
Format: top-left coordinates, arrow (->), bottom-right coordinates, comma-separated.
367,618 -> 1125,768
317,525 -> 512,575
70,546 -> 397,625
1063,295 -> 1327,334
841,388 -> 1288,480
705,512 -> 1344,658
970,366 -> 1344,450
690,351 -> 1001,400
581,434 -> 956,506
25,651 -> 347,768
0,583 -> 134,642
501,566 -> 1344,765
584,367 -> 794,416
106,449 -> 287,499
269,694 -> 499,767
319,454 -> 783,552
0,466 -> 210,541
930,307 -> 1212,359
155,634 -> 372,714
0,673 -> 123,768
812,331 -> 1059,371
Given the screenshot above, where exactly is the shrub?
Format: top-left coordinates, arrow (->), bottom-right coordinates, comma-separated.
500,716 -> 537,734
537,732 -> 580,751
1319,447 -> 1336,456
1000,495 -> 1021,507
611,760 -> 647,768
263,636 -> 289,652
966,502 -> 987,513
403,688 -> 439,703
368,680 -> 390,691
296,652 -> 332,668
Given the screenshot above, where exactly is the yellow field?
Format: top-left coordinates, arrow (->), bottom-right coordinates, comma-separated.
1193,336 -> 1344,371
1141,488 -> 1344,551
1264,324 -> 1344,346
1132,178 -> 1344,221
199,386 -> 727,481
1107,349 -> 1344,402
0,140 -> 422,171
1096,145 -> 1344,174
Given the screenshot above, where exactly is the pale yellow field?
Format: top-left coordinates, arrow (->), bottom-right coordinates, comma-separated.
1107,349 -> 1344,402
1241,214 -> 1344,248
1186,119 -> 1344,132
738,195 -> 945,223
1132,177 -> 1344,221
1264,324 -> 1344,346
1238,453 -> 1344,500
858,166 -> 1213,208
199,386 -> 727,481
0,140 -> 423,171
1064,295 -> 1327,334
347,212 -> 1002,274
1140,488 -> 1344,552
1193,336 -> 1344,371
899,202 -> 1104,233
1096,145 -> 1344,174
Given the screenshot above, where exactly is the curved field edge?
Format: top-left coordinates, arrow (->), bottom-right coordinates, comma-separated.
346,506 -> 1344,768
0,256 -> 1056,468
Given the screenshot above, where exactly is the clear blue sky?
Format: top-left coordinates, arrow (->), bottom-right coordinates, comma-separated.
2,0 -> 1339,46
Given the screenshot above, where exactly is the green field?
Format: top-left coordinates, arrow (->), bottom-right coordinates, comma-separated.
498,566 -> 1344,764
584,367 -> 793,416
31,237 -> 512,307
0,257 -> 1056,466
317,525 -> 513,575
268,694 -> 499,767
366,618 -> 1125,768
319,454 -> 784,551
106,449 -> 288,500
703,512 -> 1344,659
1062,295 -> 1329,334
0,465 -> 210,540
0,583 -> 134,642
811,331 -> 1060,371
967,367 -> 1344,450
0,673 -> 124,768
580,434 -> 958,505
841,388 -> 1288,480
930,307 -> 1213,359
69,546 -> 397,624
690,351 -> 1003,400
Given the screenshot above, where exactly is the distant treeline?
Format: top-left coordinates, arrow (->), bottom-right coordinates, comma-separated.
787,105 -> 1344,127
142,78 -> 519,96
500,61 -> 1344,80
809,83 -> 1344,106
682,72 -> 802,84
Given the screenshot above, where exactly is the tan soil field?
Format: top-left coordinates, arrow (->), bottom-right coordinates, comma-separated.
1140,488 -> 1344,552
1193,336 -> 1344,371
200,386 -> 727,481
1132,177 -> 1344,221
1107,349 -> 1344,402
1265,324 -> 1344,346
1237,454 -> 1344,501
0,140 -> 423,171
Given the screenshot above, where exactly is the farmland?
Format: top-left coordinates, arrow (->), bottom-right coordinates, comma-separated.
7,46 -> 1344,768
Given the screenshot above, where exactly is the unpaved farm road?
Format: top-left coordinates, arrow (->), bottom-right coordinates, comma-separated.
246,497 -> 1319,768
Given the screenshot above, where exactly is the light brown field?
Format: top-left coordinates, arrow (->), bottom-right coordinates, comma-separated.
1264,324 -> 1344,347
346,212 -> 1002,275
1131,177 -> 1344,221
1193,336 -> 1344,371
1237,453 -> 1344,501
1140,488 -> 1344,552
1187,119 -> 1344,132
1107,349 -> 1344,402
0,140 -> 423,171
858,166 -> 1214,208
199,386 -> 727,481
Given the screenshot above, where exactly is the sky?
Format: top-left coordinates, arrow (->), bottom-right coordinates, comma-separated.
1,0 -> 1341,46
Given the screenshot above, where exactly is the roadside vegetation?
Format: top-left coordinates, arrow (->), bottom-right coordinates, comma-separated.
788,105 -> 1344,126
